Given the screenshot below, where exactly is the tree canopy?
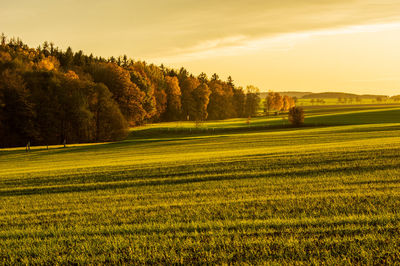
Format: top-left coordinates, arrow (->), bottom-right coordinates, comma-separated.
0,35 -> 288,147
265,91 -> 295,115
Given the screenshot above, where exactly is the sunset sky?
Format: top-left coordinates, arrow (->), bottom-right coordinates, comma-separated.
1,0 -> 400,95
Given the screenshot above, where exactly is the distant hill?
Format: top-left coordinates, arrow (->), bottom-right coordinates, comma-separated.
279,91 -> 313,98
302,92 -> 388,99
259,91 -> 389,99
260,91 -> 312,98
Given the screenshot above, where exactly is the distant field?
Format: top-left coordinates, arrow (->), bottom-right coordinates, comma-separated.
260,97 -> 400,108
297,98 -> 399,106
130,105 -> 400,136
1,106 -> 400,264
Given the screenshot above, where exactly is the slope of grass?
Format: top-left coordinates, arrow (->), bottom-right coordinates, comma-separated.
297,98 -> 400,106
306,107 -> 400,125
127,106 -> 400,138
1,107 -> 400,264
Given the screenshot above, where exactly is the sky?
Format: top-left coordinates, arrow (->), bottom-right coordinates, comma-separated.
1,0 -> 400,95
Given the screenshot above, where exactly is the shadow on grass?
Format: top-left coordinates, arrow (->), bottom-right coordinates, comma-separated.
3,121 -> 400,158
127,124 -> 318,139
1,161 -> 399,198
0,124 -> 322,157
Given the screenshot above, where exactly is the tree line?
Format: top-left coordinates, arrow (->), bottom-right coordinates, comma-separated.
264,91 -> 296,115
0,35 -> 273,147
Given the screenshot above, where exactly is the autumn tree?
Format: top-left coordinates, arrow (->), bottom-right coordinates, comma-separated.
0,33 -> 6,47
232,87 -> 246,117
198,72 -> 208,84
73,50 -> 85,67
90,62 -> 146,125
24,71 -> 63,145
0,69 -> 37,147
141,63 -> 169,121
1,34 -> 304,146
282,95 -> 295,111
288,106 -> 304,126
272,92 -> 283,114
128,62 -> 157,120
36,56 -> 60,71
264,91 -> 274,115
90,83 -> 128,141
60,47 -> 74,69
26,69 -> 128,145
180,76 -> 199,120
244,85 -> 261,117
207,80 -> 234,120
192,83 -> 211,121
211,73 -> 219,81
164,76 -> 182,121
177,67 -> 189,85
265,92 -> 295,115
26,70 -> 92,144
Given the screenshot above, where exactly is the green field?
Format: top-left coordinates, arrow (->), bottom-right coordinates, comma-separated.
1,106 -> 400,264
296,98 -> 400,106
260,97 -> 400,109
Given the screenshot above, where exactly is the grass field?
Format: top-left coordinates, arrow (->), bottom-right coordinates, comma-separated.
296,98 -> 400,106
260,97 -> 400,108
1,105 -> 400,264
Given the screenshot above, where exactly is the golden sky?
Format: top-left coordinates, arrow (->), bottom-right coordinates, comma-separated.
1,0 -> 400,94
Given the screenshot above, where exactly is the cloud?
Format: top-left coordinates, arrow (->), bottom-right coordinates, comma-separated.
351,77 -> 400,83
134,0 -> 400,59
149,21 -> 400,64
1,0 -> 400,59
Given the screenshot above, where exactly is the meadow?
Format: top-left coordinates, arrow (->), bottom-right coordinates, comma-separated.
1,105 -> 400,264
296,98 -> 400,106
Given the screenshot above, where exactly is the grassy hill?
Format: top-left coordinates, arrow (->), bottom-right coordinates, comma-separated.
259,91 -> 389,100
302,92 -> 388,99
1,106 -> 400,264
260,91 -> 312,98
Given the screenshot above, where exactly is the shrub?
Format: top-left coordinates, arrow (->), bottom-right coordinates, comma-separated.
288,107 -> 304,126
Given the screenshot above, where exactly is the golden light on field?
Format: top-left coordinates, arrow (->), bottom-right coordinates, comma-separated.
1,0 -> 400,94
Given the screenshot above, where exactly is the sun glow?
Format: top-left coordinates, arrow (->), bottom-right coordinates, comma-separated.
150,21 -> 400,63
